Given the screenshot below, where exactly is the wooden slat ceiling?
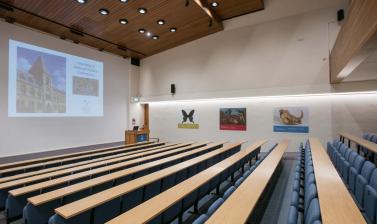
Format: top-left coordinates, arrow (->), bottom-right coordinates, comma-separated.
0,0 -> 264,58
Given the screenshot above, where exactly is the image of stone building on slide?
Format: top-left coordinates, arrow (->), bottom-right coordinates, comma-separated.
16,48 -> 66,113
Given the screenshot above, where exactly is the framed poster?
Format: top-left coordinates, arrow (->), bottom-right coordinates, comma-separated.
178,109 -> 199,129
273,107 -> 309,133
220,108 -> 246,131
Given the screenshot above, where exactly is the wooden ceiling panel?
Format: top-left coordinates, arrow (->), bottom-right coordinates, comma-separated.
207,0 -> 264,20
0,0 -> 264,58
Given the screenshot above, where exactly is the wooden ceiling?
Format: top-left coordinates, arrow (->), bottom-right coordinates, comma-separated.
0,0 -> 264,58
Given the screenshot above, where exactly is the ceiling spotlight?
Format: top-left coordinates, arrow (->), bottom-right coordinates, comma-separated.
146,32 -> 152,37
119,19 -> 128,25
138,8 -> 147,14
76,0 -> 87,4
170,27 -> 177,32
138,28 -> 146,34
152,35 -> 159,40
157,20 -> 165,25
211,2 -> 219,7
99,8 -> 109,15
119,0 -> 128,2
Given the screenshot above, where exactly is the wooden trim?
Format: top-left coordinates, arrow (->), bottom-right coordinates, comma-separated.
144,103 -> 149,130
330,0 -> 377,83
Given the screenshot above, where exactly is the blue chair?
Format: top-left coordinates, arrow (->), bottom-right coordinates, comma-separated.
340,151 -> 358,183
354,161 -> 376,206
304,184 -> 317,211
234,177 -> 244,187
287,206 -> 298,224
206,198 -> 224,216
223,186 -> 236,200
348,156 -> 366,191
304,198 -> 321,224
192,214 -> 209,224
363,169 -> 377,224
290,191 -> 300,208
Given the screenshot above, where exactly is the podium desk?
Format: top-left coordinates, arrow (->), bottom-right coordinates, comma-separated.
125,130 -> 150,144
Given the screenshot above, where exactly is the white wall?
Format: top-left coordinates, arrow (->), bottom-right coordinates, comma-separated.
140,4 -> 377,151
0,21 -> 130,157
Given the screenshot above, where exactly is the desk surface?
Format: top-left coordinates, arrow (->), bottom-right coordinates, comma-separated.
28,142 -> 221,206
0,142 -> 164,175
105,140 -> 268,224
0,142 -> 170,184
0,142 -> 185,190
10,142 -> 204,197
339,132 -> 377,154
54,141 -> 246,219
0,141 -> 152,170
206,140 -> 289,224
309,138 -> 366,224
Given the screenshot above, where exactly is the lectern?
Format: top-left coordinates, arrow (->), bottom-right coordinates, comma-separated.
125,129 -> 150,144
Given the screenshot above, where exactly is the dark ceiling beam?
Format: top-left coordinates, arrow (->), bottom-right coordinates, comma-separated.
330,0 -> 377,83
193,0 -> 223,28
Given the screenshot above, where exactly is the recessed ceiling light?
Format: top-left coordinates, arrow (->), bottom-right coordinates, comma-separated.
99,8 -> 109,15
157,20 -> 165,25
138,8 -> 147,14
146,32 -> 152,37
119,0 -> 128,2
211,2 -> 219,7
76,0 -> 87,4
152,35 -> 159,40
170,27 -> 177,32
119,19 -> 128,25
138,28 -> 146,34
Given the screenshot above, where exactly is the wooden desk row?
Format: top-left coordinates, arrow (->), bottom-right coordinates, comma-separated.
0,141 -> 165,177
54,141 -> 246,220
0,141 -> 153,170
106,140 -> 268,224
0,142 -> 172,184
339,132 -> 377,154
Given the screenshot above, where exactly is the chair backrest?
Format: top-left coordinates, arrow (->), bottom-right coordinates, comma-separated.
305,183 -> 317,211
352,156 -> 366,173
368,169 -> 377,189
344,148 -> 352,160
360,161 -> 376,181
305,198 -> 321,224
371,135 -> 377,144
347,151 -> 358,164
339,144 -> 347,156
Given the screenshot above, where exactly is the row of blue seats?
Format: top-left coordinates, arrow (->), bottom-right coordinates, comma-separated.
48,144 -> 245,224
328,139 -> 377,224
0,142 -> 163,177
361,133 -> 377,158
5,143 -> 212,223
192,145 -> 278,224
288,141 -> 322,224
21,143 -> 225,224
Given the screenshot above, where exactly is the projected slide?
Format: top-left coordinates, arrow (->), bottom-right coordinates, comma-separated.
8,40 -> 103,117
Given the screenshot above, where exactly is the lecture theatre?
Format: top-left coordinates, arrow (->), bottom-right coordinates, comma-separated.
0,0 -> 376,224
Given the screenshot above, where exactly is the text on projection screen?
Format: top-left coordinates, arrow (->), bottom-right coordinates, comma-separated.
8,40 -> 103,117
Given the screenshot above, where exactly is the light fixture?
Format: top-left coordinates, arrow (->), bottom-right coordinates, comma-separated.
99,8 -> 109,15
152,35 -> 159,40
76,0 -> 87,4
170,27 -> 177,32
146,32 -> 152,37
138,28 -> 146,34
157,19 -> 165,25
119,0 -> 128,2
211,2 -> 219,7
138,8 -> 147,14
119,19 -> 128,25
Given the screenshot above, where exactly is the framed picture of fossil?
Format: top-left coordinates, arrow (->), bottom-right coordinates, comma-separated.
273,107 -> 309,133
220,108 -> 247,131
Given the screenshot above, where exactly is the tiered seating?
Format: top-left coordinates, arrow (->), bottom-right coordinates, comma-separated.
47,142 -> 245,224
105,140 -> 270,224
328,135 -> 377,223
205,140 -> 289,224
5,142 -> 210,222
288,141 -> 321,224
21,142 -> 223,224
339,132 -> 377,159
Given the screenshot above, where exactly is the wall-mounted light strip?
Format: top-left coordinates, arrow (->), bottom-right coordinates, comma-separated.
141,91 -> 377,104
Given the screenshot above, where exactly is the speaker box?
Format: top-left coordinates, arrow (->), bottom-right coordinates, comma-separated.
131,58 -> 140,66
337,9 -> 344,22
171,84 -> 176,95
